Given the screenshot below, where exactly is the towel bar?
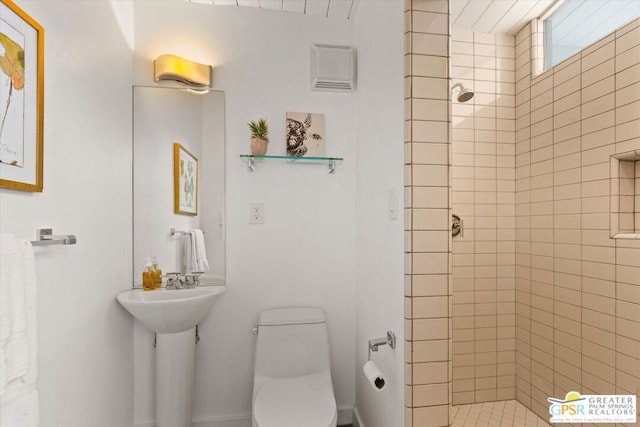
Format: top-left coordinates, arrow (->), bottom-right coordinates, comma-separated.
30,228 -> 77,246
170,228 -> 204,237
170,228 -> 187,236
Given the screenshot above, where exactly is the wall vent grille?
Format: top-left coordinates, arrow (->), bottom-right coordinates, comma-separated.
311,44 -> 356,92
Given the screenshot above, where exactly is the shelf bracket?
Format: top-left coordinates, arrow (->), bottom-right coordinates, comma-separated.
247,157 -> 256,172
328,159 -> 336,174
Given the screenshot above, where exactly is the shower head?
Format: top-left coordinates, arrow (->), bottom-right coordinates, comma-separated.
451,82 -> 474,102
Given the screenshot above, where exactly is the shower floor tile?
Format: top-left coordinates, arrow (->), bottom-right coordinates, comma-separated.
451,400 -> 551,427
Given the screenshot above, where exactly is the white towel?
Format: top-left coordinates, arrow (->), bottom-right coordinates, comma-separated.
184,229 -> 209,274
0,234 -> 38,425
0,386 -> 39,427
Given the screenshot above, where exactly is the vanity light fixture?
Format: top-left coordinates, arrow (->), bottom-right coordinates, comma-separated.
153,54 -> 212,93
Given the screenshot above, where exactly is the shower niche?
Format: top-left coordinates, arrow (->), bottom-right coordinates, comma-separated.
610,149 -> 640,239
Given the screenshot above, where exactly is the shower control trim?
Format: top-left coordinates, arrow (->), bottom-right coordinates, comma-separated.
452,214 -> 463,237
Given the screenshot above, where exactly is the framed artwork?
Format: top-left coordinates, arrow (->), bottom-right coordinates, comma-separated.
286,111 -> 325,157
0,0 -> 44,192
173,143 -> 198,216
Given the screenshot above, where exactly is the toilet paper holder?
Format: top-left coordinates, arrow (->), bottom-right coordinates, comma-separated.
368,331 -> 396,361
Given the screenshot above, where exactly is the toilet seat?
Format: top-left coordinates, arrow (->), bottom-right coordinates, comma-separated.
253,375 -> 337,427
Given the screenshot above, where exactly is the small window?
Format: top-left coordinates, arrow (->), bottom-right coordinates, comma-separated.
543,0 -> 640,70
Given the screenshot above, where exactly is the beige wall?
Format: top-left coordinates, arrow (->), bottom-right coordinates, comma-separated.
451,30 -> 517,405
403,1 -> 452,426
514,17 -> 640,421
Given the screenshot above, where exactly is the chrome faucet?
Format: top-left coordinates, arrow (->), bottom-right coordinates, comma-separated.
166,273 -> 185,289
184,274 -> 201,289
165,272 -> 203,289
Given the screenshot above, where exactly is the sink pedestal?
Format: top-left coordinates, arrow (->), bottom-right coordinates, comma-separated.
156,328 -> 196,427
116,286 -> 226,427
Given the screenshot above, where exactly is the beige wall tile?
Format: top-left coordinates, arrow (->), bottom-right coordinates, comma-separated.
412,11 -> 448,35
583,58 -> 615,88
617,264 -> 640,285
413,230 -> 449,253
554,77 -> 580,100
616,100 -> 640,124
412,120 -> 449,143
412,405 -> 449,427
412,0 -> 449,14
413,33 -> 448,57
582,41 -> 614,71
413,383 -> 449,406
412,99 -> 448,121
412,76 -> 449,100
412,165 -> 448,186
413,187 -> 448,209
413,361 -> 449,384
616,25 -> 640,56
581,93 -> 615,119
584,76 -> 615,105
413,318 -> 449,341
413,253 -> 449,275
616,62 -> 640,90
412,339 -> 449,363
412,54 -> 449,78
616,44 -> 640,73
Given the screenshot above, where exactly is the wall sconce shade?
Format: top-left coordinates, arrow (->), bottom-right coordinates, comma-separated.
154,54 -> 212,89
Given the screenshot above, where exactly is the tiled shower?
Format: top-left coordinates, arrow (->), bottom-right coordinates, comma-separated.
451,30 -> 518,405
512,17 -> 640,421
404,1 -> 640,426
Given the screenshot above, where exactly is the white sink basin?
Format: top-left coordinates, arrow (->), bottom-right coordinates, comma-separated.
117,286 -> 226,333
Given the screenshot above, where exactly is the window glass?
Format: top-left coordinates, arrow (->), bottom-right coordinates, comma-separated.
544,0 -> 640,69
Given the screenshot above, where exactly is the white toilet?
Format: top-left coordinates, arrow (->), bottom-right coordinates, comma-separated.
252,307 -> 338,427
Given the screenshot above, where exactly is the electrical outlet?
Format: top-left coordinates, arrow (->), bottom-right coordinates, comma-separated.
249,202 -> 264,224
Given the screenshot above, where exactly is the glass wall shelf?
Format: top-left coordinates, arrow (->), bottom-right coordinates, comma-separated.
239,154 -> 344,174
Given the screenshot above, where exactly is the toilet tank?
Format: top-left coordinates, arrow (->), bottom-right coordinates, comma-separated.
254,307 -> 331,379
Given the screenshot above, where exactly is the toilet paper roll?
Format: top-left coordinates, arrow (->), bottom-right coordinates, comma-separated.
363,360 -> 386,392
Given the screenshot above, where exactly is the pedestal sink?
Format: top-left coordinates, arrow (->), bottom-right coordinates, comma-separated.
117,286 -> 226,427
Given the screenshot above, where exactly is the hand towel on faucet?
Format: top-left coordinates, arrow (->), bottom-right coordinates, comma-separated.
185,229 -> 209,274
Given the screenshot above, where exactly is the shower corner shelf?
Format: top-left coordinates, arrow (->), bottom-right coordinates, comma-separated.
239,154 -> 344,174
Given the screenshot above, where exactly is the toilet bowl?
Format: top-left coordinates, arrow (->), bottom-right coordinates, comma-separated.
252,307 -> 337,427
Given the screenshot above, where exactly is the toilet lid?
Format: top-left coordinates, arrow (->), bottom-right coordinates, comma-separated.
254,376 -> 337,427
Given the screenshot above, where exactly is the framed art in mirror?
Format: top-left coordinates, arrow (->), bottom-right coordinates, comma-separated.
0,0 -> 44,192
174,142 -> 198,216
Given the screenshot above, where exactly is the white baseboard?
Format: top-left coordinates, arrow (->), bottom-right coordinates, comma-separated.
134,414 -> 251,427
338,408 -> 354,425
193,413 -> 251,427
134,408 -> 354,427
352,407 -> 364,427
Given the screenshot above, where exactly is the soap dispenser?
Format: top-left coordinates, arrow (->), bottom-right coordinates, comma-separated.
142,258 -> 155,291
152,257 -> 162,289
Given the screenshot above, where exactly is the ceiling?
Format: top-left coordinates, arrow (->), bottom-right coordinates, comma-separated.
188,0 -> 358,19
187,0 -> 555,34
451,0 -> 555,35
186,0 -> 637,40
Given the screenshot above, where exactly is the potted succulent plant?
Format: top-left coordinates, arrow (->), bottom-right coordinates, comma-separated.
248,118 -> 269,156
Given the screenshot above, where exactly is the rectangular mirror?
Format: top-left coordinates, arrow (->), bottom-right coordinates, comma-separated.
133,86 -> 225,287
